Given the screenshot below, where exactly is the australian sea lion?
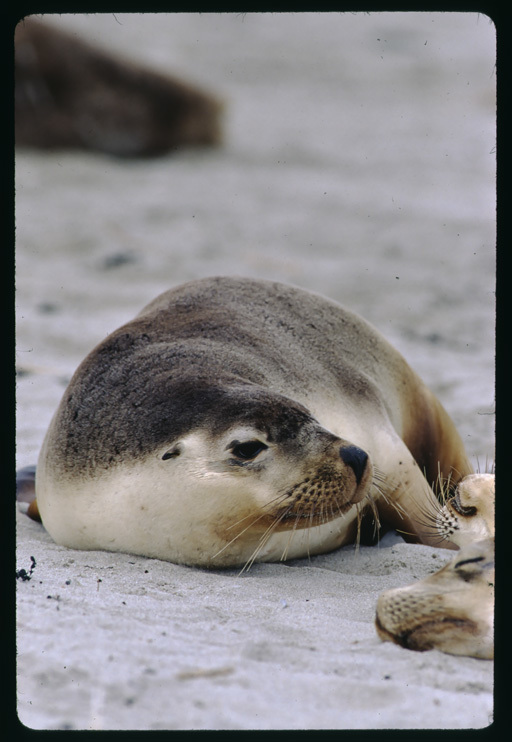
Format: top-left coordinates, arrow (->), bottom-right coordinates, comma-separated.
15,17 -> 223,157
33,276 -> 472,568
375,473 -> 494,659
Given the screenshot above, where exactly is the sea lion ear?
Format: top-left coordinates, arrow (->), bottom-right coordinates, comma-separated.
162,444 -> 181,460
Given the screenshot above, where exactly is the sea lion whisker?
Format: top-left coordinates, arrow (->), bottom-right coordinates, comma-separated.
223,511 -> 266,534
240,508 -> 293,574
371,475 -> 399,508
406,502 -> 451,538
248,501 -> 299,564
308,500 -> 318,529
210,525 -> 257,561
280,511 -> 304,562
431,465 -> 457,504
372,465 -> 387,482
223,491 -> 291,533
304,503 -> 321,560
318,499 -> 331,528
394,527 -> 416,539
474,455 -> 495,475
372,478 -> 410,520
369,499 -> 382,538
239,538 -> 272,575
358,488 -> 382,541
354,503 -> 362,552
367,479 -> 389,516
211,492 -> 294,561
211,503 -> 289,561
410,495 -> 446,526
327,501 -> 338,527
212,489 -> 299,561
390,501 -> 410,520
394,524 -> 444,546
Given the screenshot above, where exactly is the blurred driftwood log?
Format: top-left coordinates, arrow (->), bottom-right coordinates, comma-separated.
15,17 -> 224,157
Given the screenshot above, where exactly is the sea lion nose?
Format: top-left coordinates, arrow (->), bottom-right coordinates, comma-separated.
339,445 -> 368,486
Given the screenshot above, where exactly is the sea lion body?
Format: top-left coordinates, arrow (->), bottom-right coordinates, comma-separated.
36,277 -> 471,567
15,18 -> 223,157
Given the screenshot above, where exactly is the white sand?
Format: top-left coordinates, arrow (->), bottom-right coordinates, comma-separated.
15,12 -> 495,730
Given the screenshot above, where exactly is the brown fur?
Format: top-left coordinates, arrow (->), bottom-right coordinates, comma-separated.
15,17 -> 223,157
33,277 -> 473,566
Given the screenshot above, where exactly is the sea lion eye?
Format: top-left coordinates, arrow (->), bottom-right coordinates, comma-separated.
450,491 -> 477,518
454,554 -> 490,582
230,441 -> 268,460
162,445 -> 181,460
455,555 -> 484,569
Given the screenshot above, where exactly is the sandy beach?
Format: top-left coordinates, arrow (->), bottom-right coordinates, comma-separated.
15,12 -> 495,730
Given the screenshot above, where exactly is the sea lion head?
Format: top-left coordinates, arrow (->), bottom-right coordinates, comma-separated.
436,473 -> 494,548
375,538 -> 494,659
151,380 -> 374,566
39,377 -> 374,567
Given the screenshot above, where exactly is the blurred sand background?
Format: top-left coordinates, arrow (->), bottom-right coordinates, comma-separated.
15,12 -> 495,730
